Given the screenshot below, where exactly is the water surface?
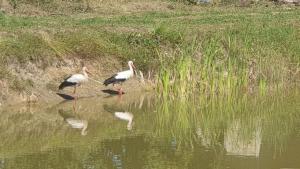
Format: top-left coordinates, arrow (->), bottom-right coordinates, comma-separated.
0,90 -> 299,169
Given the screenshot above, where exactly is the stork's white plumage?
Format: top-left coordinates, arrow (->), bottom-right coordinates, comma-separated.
114,112 -> 134,130
59,67 -> 91,96
65,74 -> 88,84
103,61 -> 136,95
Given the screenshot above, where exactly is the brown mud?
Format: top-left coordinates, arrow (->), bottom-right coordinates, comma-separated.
0,57 -> 154,107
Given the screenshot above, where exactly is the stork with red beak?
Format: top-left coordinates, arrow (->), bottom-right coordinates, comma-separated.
103,61 -> 136,95
59,66 -> 92,96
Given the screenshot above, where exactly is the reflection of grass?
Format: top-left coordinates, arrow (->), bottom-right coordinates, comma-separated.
153,88 -> 300,155
0,89 -> 299,168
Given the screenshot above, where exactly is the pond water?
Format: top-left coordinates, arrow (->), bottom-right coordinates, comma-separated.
0,89 -> 299,169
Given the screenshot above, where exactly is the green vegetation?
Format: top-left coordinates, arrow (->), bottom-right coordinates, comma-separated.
158,20 -> 300,98
0,0 -> 299,94
0,1 -> 300,168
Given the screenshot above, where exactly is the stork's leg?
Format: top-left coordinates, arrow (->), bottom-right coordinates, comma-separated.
117,93 -> 123,101
114,83 -> 121,94
118,83 -> 123,95
72,100 -> 76,113
74,98 -> 77,108
73,86 -> 77,94
118,87 -> 123,95
73,86 -> 78,100
113,83 -> 117,91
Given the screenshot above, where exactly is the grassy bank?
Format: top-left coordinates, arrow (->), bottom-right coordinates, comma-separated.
0,0 -> 299,98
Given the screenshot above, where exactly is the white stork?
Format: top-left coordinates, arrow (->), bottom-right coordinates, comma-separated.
114,112 -> 134,130
103,61 -> 136,95
59,67 -> 92,96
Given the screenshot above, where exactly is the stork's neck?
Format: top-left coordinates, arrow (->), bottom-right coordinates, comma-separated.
127,118 -> 133,130
128,63 -> 134,75
81,121 -> 88,136
83,70 -> 89,78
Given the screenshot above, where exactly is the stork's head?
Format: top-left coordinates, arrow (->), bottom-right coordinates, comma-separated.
128,61 -> 136,70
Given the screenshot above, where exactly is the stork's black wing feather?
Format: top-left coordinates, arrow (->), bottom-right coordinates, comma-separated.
103,74 -> 117,86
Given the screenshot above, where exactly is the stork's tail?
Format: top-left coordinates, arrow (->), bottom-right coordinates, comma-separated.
59,81 -> 75,90
103,76 -> 116,86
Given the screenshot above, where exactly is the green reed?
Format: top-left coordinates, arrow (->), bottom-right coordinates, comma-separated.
157,20 -> 299,99
157,35 -> 250,100
153,21 -> 300,151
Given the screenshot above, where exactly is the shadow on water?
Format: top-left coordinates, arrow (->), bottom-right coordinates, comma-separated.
56,92 -> 99,100
0,89 -> 299,169
102,89 -> 125,95
56,93 -> 75,100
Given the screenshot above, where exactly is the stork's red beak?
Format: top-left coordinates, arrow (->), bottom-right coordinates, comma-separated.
131,63 -> 137,76
131,63 -> 136,70
86,69 -> 92,75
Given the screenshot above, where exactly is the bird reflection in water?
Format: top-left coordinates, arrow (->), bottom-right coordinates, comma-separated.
103,104 -> 134,131
114,112 -> 134,130
58,108 -> 88,136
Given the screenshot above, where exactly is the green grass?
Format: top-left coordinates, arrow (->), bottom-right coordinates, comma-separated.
155,11 -> 300,97
0,2 -> 299,92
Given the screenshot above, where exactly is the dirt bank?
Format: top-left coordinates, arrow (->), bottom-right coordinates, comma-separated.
0,57 -> 153,106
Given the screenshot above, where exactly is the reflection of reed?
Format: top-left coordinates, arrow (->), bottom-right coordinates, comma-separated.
224,120 -> 261,157
153,97 -> 197,147
0,94 -> 155,159
153,90 -> 300,155
139,94 -> 145,109
0,88 -> 298,162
